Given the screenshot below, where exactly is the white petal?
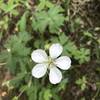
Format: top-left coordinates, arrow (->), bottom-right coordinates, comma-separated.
49,65 -> 62,84
32,64 -> 47,78
31,49 -> 48,63
54,56 -> 71,70
49,43 -> 63,59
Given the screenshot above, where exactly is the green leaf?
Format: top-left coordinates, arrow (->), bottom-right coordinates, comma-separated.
58,78 -> 68,91
12,96 -> 18,100
62,36 -> 90,64
36,0 -> 45,11
43,89 -> 52,100
83,31 -> 93,38
0,0 -> 18,13
17,12 -> 28,32
36,0 -> 54,11
1,32 -> 31,73
32,6 -> 65,33
26,83 -> 39,100
59,33 -> 68,45
46,1 -> 54,8
76,76 -> 87,91
10,72 -> 26,86
74,48 -> 90,64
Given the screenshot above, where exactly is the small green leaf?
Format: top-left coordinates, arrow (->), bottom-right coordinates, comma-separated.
83,31 -> 93,38
44,89 -> 52,100
12,96 -> 18,100
17,12 -> 28,32
59,33 -> 68,45
36,0 -> 54,11
76,76 -> 87,91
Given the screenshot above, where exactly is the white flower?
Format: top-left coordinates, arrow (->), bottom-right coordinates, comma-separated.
31,43 -> 71,84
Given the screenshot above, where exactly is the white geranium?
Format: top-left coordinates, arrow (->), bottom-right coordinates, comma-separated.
31,43 -> 71,84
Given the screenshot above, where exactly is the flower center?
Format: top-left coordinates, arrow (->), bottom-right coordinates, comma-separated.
48,57 -> 53,65
47,57 -> 55,69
